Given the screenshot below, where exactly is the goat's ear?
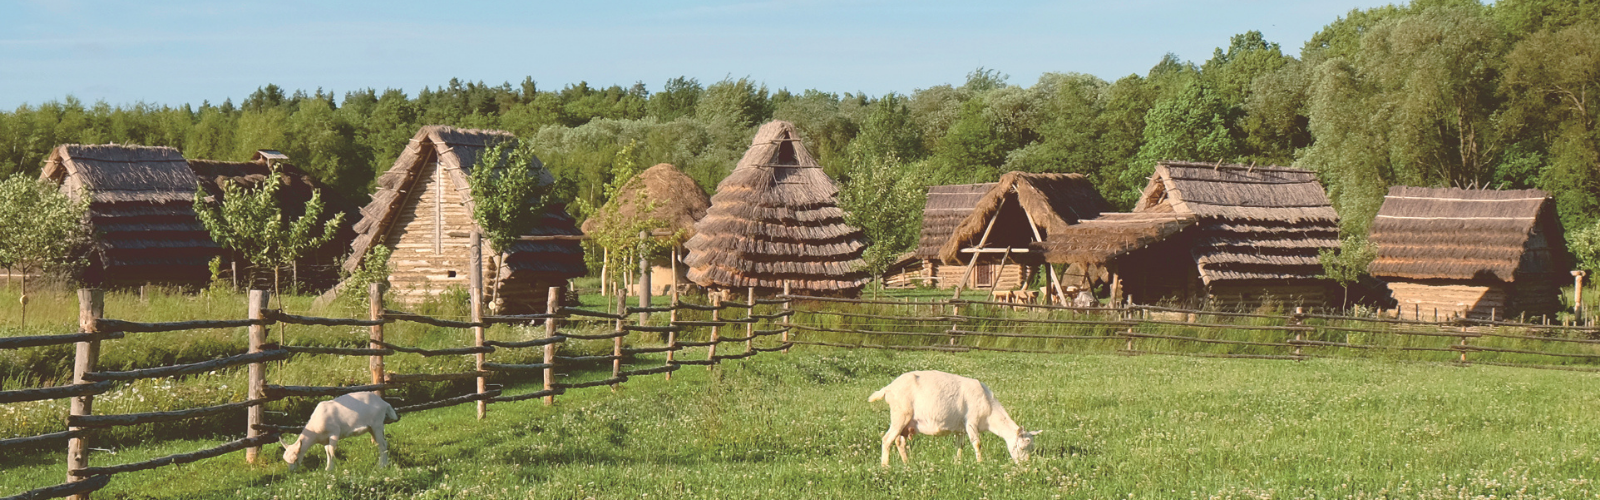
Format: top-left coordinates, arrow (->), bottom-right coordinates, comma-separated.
1027,430 -> 1045,436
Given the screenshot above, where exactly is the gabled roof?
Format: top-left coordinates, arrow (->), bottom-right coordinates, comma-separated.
42,144 -> 197,203
343,125 -> 581,278
937,171 -> 1109,263
1368,186 -> 1567,282
684,120 -> 869,292
913,183 -> 994,260
580,163 -> 709,241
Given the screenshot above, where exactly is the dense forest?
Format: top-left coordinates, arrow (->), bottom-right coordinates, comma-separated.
5,0 -> 1600,277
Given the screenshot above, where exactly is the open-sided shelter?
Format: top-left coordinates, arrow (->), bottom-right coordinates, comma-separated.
684,120 -> 869,295
580,163 -> 710,295
935,172 -> 1110,293
343,125 -> 585,312
1117,161 -> 1341,308
1367,186 -> 1569,319
40,144 -> 217,287
188,150 -> 359,290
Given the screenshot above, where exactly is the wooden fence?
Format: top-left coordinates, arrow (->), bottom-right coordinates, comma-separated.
781,295 -> 1600,371
0,285 -> 793,500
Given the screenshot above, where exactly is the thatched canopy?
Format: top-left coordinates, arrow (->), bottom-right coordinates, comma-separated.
937,171 -> 1109,264
580,163 -> 709,241
40,144 -> 216,285
1135,161 -> 1339,284
913,183 -> 994,260
344,125 -> 584,279
684,120 -> 868,293
1032,213 -> 1197,265
1368,186 -> 1568,282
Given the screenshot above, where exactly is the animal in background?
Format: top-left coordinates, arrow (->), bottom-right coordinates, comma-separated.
282,391 -> 400,471
868,370 -> 1041,466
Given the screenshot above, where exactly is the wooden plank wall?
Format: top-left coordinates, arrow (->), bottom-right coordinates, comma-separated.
1387,282 -> 1503,319
384,161 -> 494,304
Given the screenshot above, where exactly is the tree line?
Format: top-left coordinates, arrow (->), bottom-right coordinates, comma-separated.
3,0 -> 1600,278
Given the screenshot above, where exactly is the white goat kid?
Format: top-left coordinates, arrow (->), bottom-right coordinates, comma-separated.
868,370 -> 1041,466
283,391 -> 400,471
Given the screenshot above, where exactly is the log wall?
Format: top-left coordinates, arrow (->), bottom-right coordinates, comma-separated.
383,160 -> 495,305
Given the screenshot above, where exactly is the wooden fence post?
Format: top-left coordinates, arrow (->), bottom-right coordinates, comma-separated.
471,231 -> 487,419
666,286 -> 679,379
544,287 -> 559,406
639,230 -> 652,324
67,289 -> 103,499
369,283 -> 385,391
746,287 -> 756,354
948,300 -> 960,346
1291,307 -> 1304,359
781,281 -> 791,354
706,294 -> 722,368
245,290 -> 270,464
1459,322 -> 1470,364
613,293 -> 625,390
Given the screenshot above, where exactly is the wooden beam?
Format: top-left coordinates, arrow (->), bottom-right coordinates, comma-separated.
959,248 -> 1032,253
953,195 -> 1006,299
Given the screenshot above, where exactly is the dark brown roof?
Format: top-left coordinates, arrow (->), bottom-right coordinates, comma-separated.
40,144 -> 216,285
343,125 -> 583,278
187,152 -> 359,278
683,120 -> 869,293
913,183 -> 994,260
938,171 -> 1109,263
580,163 -> 709,241
1033,212 -> 1197,265
1368,186 -> 1567,282
1136,161 -> 1340,284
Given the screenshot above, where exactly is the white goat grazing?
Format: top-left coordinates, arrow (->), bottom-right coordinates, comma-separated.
868,370 -> 1041,466
283,392 -> 400,471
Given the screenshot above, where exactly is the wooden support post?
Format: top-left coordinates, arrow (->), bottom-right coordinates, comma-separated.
706,294 -> 722,368
544,287 -> 559,405
67,289 -> 103,498
640,230 -> 652,324
1291,307 -> 1304,358
230,261 -> 238,291
666,285 -> 679,379
781,281 -> 792,354
613,293 -> 625,390
952,202 -> 1004,299
746,287 -> 756,354
244,290 -> 270,463
1574,271 -> 1587,321
369,283 -> 386,390
471,232 -> 487,419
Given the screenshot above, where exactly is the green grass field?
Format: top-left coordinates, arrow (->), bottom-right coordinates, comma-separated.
5,346 -> 1600,499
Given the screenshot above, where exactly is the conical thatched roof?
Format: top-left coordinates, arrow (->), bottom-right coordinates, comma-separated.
40,144 -> 217,285
343,125 -> 584,279
937,172 -> 1110,264
580,163 -> 709,241
683,120 -> 868,293
1135,161 -> 1339,285
913,183 -> 994,260
1368,186 -> 1568,282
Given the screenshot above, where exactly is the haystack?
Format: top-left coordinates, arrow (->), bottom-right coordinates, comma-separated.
1368,186 -> 1568,319
933,172 -> 1109,292
344,125 -> 585,312
683,120 -> 868,294
580,163 -> 709,295
188,150 -> 358,290
1124,161 -> 1340,308
39,144 -> 217,286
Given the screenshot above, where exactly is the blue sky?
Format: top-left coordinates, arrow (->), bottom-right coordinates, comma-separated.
2,0 -> 1397,109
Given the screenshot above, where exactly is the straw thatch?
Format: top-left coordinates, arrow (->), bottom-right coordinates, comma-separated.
40,144 -> 217,285
1032,213 -> 1197,265
343,126 -> 584,309
1135,161 -> 1339,286
187,151 -> 359,288
937,172 -> 1109,264
913,183 -> 994,260
1368,186 -> 1568,282
579,163 -> 709,240
683,120 -> 868,293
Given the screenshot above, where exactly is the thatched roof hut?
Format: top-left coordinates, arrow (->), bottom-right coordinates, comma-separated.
1032,212 -> 1196,265
39,144 -> 217,286
1368,186 -> 1569,318
683,120 -> 868,294
1125,161 -> 1341,307
344,125 -> 585,311
579,163 -> 709,240
913,183 -> 994,261
937,172 -> 1110,264
188,150 -> 359,289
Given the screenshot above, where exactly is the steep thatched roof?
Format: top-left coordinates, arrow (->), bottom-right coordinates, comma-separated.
343,125 -> 584,278
579,163 -> 709,241
683,120 -> 869,293
937,171 -> 1109,264
1368,186 -> 1567,282
1136,161 -> 1339,284
40,144 -> 216,285
913,183 -> 994,260
1032,213 -> 1197,265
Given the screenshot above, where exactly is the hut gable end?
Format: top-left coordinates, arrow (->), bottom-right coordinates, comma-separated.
937,172 -> 1109,264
